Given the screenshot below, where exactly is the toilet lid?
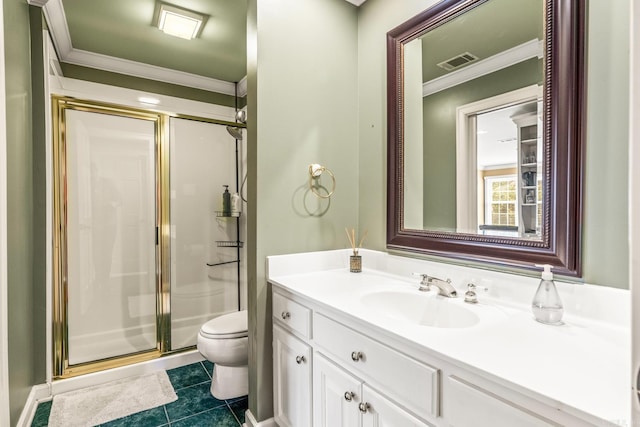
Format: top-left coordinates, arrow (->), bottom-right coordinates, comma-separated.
200,310 -> 248,339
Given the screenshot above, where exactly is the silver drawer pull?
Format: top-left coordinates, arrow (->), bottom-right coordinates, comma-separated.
358,402 -> 370,413
344,391 -> 354,402
295,355 -> 306,364
351,351 -> 363,362
281,311 -> 290,320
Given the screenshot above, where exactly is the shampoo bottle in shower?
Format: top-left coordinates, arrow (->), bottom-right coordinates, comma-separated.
531,264 -> 564,325
222,185 -> 231,216
231,192 -> 241,215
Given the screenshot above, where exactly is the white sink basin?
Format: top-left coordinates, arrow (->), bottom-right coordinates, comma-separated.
360,290 -> 480,328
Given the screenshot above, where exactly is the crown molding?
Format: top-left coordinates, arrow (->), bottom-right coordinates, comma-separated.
27,0 -> 50,6
237,76 -> 248,98
43,0 -> 246,98
423,39 -> 543,97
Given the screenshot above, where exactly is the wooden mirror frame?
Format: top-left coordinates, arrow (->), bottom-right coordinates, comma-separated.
386,0 -> 585,276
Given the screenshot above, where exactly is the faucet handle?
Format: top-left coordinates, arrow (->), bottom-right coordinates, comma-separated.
412,272 -> 429,285
464,283 -> 488,304
412,272 -> 434,292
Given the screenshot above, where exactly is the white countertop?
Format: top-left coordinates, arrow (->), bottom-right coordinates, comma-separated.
267,249 -> 630,426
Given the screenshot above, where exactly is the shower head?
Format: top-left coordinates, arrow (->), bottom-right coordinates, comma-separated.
227,126 -> 243,140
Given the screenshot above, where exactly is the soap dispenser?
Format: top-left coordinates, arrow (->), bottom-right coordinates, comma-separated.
222,185 -> 231,216
531,264 -> 564,325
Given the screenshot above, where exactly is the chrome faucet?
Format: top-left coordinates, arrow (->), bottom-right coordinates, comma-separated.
413,273 -> 457,297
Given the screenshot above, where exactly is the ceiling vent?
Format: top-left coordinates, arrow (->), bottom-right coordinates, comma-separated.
437,52 -> 479,71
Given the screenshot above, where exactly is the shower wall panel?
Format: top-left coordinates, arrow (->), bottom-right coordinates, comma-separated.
170,118 -> 239,349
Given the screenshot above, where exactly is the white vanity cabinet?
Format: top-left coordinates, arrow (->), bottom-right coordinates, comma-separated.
313,354 -> 361,427
272,291 -> 313,427
273,289 -> 437,427
272,284 -> 608,427
313,313 -> 439,423
268,251 -> 627,426
314,352 -> 432,427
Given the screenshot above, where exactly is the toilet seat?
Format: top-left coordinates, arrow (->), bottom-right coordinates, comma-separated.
200,310 -> 248,339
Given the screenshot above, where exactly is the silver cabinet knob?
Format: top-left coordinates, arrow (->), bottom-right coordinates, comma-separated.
358,402 -> 370,413
344,391 -> 354,402
281,311 -> 290,320
295,355 -> 306,364
351,351 -> 363,362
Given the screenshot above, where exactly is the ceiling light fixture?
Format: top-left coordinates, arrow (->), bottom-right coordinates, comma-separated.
138,96 -> 160,105
155,3 -> 207,40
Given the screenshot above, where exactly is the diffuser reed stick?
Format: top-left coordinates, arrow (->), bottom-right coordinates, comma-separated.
345,227 -> 367,256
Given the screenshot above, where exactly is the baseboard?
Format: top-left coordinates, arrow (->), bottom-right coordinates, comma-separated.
16,384 -> 51,427
244,409 -> 277,427
51,349 -> 203,395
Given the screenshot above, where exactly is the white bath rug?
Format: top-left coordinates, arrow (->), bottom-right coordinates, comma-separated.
48,370 -> 177,427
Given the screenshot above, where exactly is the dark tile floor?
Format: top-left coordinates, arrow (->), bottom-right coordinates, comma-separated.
31,361 -> 248,427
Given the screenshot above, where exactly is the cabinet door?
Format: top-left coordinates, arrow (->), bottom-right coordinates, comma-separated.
273,325 -> 312,427
361,385 -> 432,427
313,353 -> 361,427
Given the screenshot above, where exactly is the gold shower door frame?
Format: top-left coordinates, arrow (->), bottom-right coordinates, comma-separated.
52,96 -> 171,379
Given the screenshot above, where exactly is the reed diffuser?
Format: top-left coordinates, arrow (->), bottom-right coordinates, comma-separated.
345,227 -> 367,273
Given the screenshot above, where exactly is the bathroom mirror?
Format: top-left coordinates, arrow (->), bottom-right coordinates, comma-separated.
387,0 -> 585,276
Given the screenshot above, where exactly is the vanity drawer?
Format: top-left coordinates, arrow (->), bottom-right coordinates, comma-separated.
313,312 -> 439,420
273,292 -> 311,339
445,376 -> 557,427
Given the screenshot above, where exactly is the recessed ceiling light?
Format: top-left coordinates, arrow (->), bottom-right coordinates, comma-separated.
138,96 -> 160,105
156,3 -> 207,40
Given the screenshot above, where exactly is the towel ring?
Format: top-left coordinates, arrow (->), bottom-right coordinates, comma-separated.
308,164 -> 336,199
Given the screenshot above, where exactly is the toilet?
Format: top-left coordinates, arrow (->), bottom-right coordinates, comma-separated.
197,310 -> 248,400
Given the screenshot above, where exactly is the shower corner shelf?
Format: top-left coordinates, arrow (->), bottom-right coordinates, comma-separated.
216,211 -> 241,218
216,240 -> 244,248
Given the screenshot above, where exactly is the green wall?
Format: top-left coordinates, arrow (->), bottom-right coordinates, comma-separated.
247,0 -> 358,420
358,0 -> 630,289
28,3 -> 47,389
422,59 -> 541,230
4,1 -> 47,424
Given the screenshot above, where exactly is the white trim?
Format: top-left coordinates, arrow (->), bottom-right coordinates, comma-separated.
344,0 -> 367,5
50,350 -> 203,396
63,48 -> 237,96
50,76 -> 236,123
244,410 -> 277,427
15,385 -> 50,427
630,0 -> 640,421
0,0 -> 10,424
43,0 -> 244,97
483,174 -> 519,227
27,0 -> 49,6
237,75 -> 248,98
41,0 -> 72,59
46,33 -> 63,78
423,39 -> 543,97
455,85 -> 541,232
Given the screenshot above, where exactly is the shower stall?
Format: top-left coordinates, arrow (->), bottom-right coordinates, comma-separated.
52,96 -> 245,378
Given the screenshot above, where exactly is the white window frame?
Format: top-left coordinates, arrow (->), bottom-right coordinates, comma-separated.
484,174 -> 518,227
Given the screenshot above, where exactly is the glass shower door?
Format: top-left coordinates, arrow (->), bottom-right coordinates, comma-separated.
54,100 -> 162,376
